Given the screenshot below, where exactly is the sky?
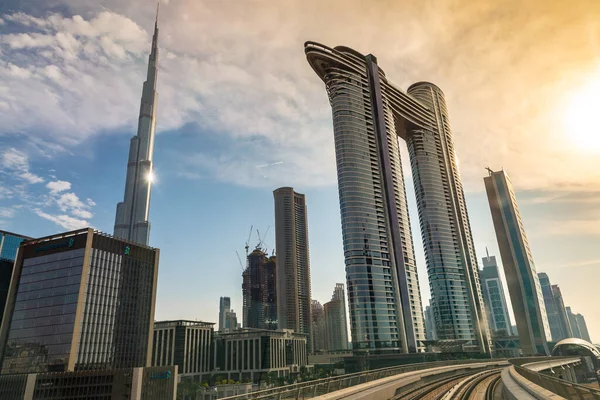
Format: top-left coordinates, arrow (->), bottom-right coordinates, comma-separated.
1,0 -> 599,344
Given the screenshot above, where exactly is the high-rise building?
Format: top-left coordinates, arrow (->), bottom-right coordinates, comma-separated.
311,300 -> 327,352
242,249 -> 277,330
0,228 -> 159,374
0,230 -> 32,262
538,273 -> 572,342
484,168 -> 551,355
567,307 -> 592,342
480,249 -> 513,336
566,307 -> 581,338
324,284 -> 349,351
306,42 -> 490,353
152,320 -> 213,380
424,305 -> 437,340
114,12 -> 160,246
0,231 -> 32,336
219,297 -> 231,332
575,314 -> 591,343
273,187 -> 312,349
551,285 -> 572,339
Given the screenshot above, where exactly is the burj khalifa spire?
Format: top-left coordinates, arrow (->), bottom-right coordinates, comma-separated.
114,6 -> 159,246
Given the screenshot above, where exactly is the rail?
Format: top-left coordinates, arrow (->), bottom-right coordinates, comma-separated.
514,364 -> 600,399
221,359 -> 497,400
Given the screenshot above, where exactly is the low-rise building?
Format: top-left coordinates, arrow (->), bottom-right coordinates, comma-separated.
213,328 -> 308,382
0,365 -> 177,400
152,320 -> 214,381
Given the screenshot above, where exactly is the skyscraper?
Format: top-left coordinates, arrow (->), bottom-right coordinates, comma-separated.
424,305 -> 437,340
273,187 -> 312,349
311,300 -> 327,352
219,297 -> 231,332
551,285 -> 572,340
480,249 -> 513,336
0,228 -> 159,373
566,307 -> 581,338
324,283 -> 349,351
114,11 -> 160,246
538,273 -> 572,342
575,314 -> 591,343
484,168 -> 551,355
306,42 -> 490,353
242,249 -> 277,330
567,307 -> 591,342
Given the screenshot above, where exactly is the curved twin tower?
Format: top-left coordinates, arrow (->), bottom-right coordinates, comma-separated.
306,42 -> 491,354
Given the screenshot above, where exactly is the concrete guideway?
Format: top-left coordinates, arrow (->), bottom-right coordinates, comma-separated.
310,361 -> 508,400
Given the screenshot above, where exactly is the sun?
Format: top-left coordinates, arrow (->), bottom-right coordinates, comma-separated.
563,75 -> 600,153
147,171 -> 155,183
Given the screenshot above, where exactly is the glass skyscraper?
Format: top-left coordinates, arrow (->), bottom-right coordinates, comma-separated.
480,250 -> 513,336
306,42 -> 491,353
538,273 -> 572,342
0,228 -> 159,374
484,168 -> 551,355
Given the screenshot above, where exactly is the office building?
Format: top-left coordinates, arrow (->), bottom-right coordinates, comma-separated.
575,314 -> 592,343
273,187 -> 312,348
424,305 -> 437,340
219,297 -> 231,331
551,285 -> 572,339
324,283 -> 349,351
480,249 -> 513,336
538,273 -> 572,342
484,168 -> 551,355
152,320 -> 213,380
0,228 -> 159,374
311,300 -> 327,352
219,297 -> 239,332
567,307 -> 592,342
567,307 -> 581,338
113,11 -> 160,246
324,300 -> 349,351
213,328 -> 308,383
306,42 -> 490,353
0,231 -> 32,262
0,366 -> 177,400
242,249 -> 277,330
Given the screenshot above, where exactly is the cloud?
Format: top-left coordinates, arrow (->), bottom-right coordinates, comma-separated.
1,148 -> 45,184
46,180 -> 71,193
34,209 -> 89,230
1,1 -> 600,192
0,208 -> 16,218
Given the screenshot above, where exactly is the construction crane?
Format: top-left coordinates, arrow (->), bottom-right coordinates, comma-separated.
236,250 -> 245,272
256,226 -> 271,252
245,225 -> 253,257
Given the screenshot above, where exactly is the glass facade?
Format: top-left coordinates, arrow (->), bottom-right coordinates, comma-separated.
0,231 -> 30,262
306,42 -> 490,353
0,229 -> 159,374
2,248 -> 84,374
480,255 -> 513,336
485,170 -> 551,355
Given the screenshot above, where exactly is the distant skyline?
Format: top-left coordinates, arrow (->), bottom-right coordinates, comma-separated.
0,0 -> 599,344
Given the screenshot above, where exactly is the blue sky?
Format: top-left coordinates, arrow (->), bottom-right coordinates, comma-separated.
1,0 -> 600,343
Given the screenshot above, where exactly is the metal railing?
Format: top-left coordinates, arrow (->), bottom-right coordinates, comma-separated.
221,359 -> 500,400
513,359 -> 600,400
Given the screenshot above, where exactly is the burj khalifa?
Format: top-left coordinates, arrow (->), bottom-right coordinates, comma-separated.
114,10 -> 159,246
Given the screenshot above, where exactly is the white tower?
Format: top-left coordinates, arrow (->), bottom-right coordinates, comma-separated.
114,8 -> 159,246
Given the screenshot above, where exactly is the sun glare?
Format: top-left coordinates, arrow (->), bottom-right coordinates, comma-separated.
147,171 -> 155,183
564,75 -> 600,153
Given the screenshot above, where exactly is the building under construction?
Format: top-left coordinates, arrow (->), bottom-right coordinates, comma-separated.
242,248 -> 277,330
